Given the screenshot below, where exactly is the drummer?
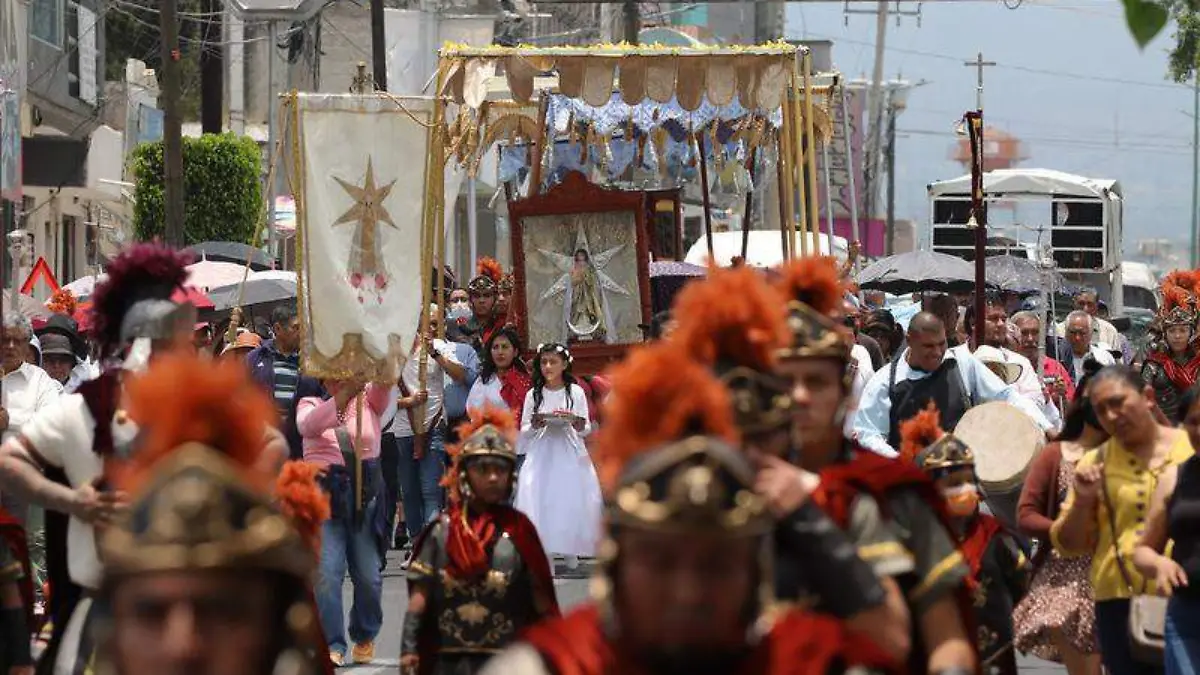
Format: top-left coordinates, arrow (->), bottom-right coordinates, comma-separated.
852,311 -> 1053,458
965,296 -> 1061,427
898,403 -> 1030,675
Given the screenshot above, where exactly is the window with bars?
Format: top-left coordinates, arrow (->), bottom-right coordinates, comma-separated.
30,0 -> 63,48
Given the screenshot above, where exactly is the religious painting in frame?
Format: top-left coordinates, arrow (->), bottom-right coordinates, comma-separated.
508,172 -> 651,374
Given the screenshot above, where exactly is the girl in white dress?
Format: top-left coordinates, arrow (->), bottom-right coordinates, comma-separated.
514,343 -> 602,572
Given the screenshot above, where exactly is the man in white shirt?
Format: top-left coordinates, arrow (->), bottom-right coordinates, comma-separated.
392,306 -> 466,550
967,297 -> 1061,430
1055,289 -> 1120,353
1058,310 -> 1116,385
0,314 -> 63,445
852,312 -> 1052,457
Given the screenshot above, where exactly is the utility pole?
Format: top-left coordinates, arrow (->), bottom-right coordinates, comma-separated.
622,0 -> 639,44
371,0 -> 387,91
863,0 -> 888,229
200,0 -> 224,134
964,52 -> 995,350
885,93 -> 896,255
160,0 -> 185,247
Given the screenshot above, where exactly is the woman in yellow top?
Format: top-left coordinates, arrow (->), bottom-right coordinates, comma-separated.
1052,365 -> 1195,675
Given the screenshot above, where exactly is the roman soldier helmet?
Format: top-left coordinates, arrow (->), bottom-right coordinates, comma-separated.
443,405 -> 520,503
98,354 -> 329,675
593,344 -> 772,608
90,243 -> 196,360
671,266 -> 794,436
772,256 -> 854,365
1158,269 -> 1198,329
468,257 -> 504,296
898,403 -> 975,476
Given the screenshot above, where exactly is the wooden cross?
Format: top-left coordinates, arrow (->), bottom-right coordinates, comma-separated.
963,52 -> 996,112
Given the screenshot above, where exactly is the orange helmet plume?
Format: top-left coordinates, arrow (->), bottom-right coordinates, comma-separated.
47,288 -> 77,317
774,256 -> 847,316
671,265 -> 790,372
897,403 -> 945,466
109,353 -> 280,494
275,461 -> 331,554
476,257 -> 504,284
441,405 -> 519,503
595,344 -> 738,493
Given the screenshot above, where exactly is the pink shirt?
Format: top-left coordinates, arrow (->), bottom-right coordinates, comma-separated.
296,383 -> 392,467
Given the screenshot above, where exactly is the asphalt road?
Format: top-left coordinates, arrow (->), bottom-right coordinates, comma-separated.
331,551 -> 1067,674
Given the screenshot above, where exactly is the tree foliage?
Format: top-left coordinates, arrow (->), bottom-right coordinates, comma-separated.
132,134 -> 263,245
1118,1 -> 1200,83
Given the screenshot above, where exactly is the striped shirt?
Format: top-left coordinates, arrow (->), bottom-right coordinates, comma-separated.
272,352 -> 301,416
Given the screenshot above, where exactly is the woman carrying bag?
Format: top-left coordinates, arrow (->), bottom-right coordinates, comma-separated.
1133,385 -> 1200,675
1052,365 -> 1194,675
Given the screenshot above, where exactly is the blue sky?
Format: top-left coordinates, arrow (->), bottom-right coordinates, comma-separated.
785,0 -> 1195,249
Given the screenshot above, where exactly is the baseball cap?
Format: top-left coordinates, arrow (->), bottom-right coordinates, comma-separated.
39,334 -> 76,358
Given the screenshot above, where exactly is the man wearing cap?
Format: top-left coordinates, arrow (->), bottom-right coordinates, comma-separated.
34,315 -> 97,394
966,297 -> 1062,430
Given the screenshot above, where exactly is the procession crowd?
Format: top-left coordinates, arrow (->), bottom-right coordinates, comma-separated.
0,242 -> 1199,675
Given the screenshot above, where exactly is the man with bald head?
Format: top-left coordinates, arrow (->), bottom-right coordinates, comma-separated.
851,311 -> 1053,457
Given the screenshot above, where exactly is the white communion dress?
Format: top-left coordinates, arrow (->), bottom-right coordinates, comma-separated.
514,383 -> 602,558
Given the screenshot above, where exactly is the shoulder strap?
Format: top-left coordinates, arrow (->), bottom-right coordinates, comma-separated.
1098,444 -> 1141,593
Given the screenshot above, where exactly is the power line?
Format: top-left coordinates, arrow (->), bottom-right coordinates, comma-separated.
810,32 -> 1190,91
898,126 -> 1195,156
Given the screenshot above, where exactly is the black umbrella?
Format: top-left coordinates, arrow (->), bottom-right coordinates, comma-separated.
187,241 -> 274,270
856,250 -> 980,294
208,278 -> 296,311
984,255 -> 1068,295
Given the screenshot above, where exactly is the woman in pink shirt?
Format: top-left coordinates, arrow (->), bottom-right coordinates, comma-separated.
296,378 -> 391,667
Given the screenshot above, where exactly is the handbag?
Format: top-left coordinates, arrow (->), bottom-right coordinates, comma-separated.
1099,451 -> 1167,665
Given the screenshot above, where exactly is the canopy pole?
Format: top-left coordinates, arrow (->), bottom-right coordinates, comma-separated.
697,134 -> 715,261
802,53 -> 821,258
529,93 -> 550,196
841,85 -> 862,265
776,131 -> 793,261
741,147 -> 758,262
790,70 -> 808,258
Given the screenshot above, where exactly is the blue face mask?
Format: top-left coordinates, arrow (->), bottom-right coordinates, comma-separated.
447,304 -> 472,321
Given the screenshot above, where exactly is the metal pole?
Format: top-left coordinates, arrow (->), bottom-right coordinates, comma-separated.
822,139 -> 835,248
371,0 -> 388,91
467,174 -> 478,269
266,21 -> 279,265
1192,73 -> 1199,267
160,0 -> 186,247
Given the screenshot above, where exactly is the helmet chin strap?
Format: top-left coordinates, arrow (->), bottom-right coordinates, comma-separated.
121,337 -> 154,373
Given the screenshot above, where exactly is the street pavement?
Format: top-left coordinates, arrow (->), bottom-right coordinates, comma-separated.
334,551 -> 1068,674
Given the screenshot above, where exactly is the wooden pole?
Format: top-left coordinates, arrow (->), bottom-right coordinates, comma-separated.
371,0 -> 388,91
160,0 -> 186,247
790,71 -> 808,257
528,94 -> 550,196
740,147 -> 757,261
802,53 -> 821,258
697,134 -> 715,260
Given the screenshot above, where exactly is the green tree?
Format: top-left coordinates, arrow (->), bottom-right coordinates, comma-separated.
132,133 -> 263,245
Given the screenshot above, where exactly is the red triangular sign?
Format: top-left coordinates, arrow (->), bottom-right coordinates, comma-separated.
20,257 -> 61,295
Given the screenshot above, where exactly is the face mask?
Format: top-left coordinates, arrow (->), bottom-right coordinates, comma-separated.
447,304 -> 471,321
942,484 -> 980,518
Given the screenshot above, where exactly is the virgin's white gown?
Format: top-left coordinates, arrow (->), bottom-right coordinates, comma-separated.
514,383 -> 602,556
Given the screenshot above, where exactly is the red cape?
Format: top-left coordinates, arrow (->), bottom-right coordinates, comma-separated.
1146,349 -> 1200,392
812,445 -> 945,528
959,513 -> 1005,592
812,446 -> 981,674
521,603 -> 897,675
409,505 -> 559,675
0,508 -> 34,631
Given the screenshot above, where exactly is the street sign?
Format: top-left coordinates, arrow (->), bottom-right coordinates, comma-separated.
222,0 -> 328,21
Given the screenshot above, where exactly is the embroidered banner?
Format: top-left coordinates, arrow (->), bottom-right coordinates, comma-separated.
294,93 -> 433,381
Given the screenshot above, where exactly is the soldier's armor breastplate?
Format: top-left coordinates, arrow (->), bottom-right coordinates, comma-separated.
428,520 -> 534,655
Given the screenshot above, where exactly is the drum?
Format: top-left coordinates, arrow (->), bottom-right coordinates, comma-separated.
952,401 -> 1045,530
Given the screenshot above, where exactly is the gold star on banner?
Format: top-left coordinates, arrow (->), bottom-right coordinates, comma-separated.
333,157 -> 398,276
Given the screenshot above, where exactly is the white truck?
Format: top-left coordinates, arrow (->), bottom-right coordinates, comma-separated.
927,168 -> 1127,314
